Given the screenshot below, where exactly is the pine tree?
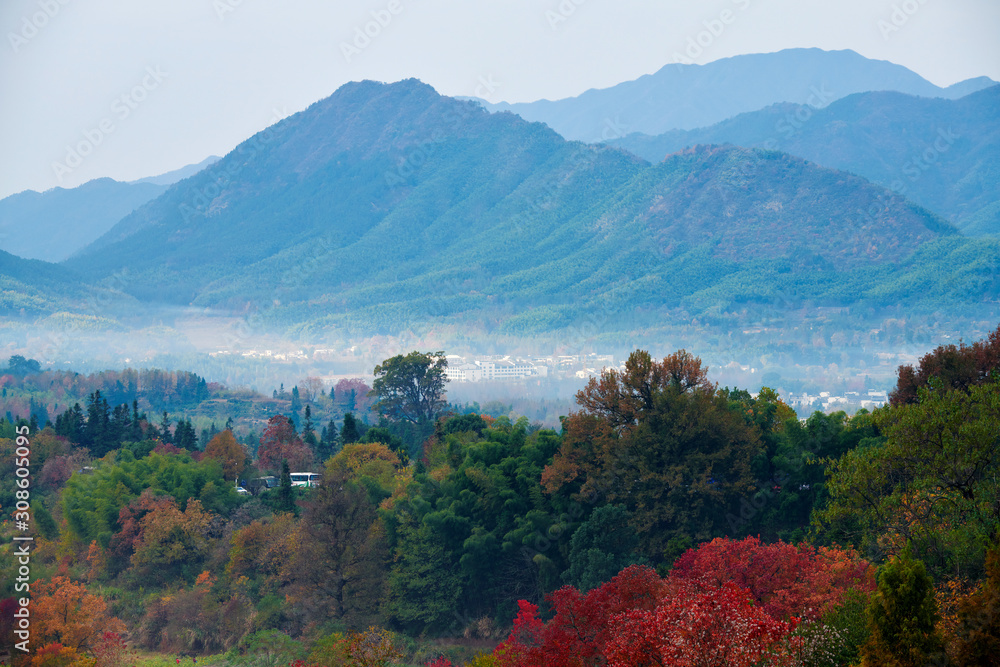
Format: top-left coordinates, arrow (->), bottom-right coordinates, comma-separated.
318,419 -> 340,462
159,411 -> 172,444
302,405 -> 318,450
131,400 -> 142,441
276,460 -> 295,514
341,413 -> 360,444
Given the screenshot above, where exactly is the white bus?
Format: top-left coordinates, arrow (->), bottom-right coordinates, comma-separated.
290,472 -> 321,488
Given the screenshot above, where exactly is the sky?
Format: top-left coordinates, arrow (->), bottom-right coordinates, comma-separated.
1,0 -> 998,200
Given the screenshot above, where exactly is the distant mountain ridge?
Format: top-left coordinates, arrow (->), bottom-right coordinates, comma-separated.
475,48 -> 997,142
131,155 -> 220,186
606,85 -> 1000,236
56,79 -> 998,340
0,157 -> 219,262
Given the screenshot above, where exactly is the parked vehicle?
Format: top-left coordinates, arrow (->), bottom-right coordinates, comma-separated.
246,476 -> 279,495
290,472 -> 321,488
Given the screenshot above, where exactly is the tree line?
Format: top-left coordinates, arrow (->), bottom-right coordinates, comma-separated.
2,336 -> 999,665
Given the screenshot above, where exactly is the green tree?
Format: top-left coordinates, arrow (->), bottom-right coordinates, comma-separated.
387,520 -> 462,634
159,411 -> 171,444
302,405 -> 318,450
385,419 -> 564,625
341,413 -> 360,444
369,350 -> 448,424
276,460 -> 295,514
563,504 -> 644,592
360,425 -> 409,465
6,355 -> 41,376
544,350 -> 760,562
819,381 -> 1000,579
860,548 -> 945,666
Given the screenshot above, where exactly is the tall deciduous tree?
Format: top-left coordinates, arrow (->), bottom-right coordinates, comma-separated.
257,414 -> 314,474
33,576 -> 126,652
288,460 -> 389,628
204,429 -> 248,482
891,324 -> 1000,406
544,349 -> 759,561
370,351 -> 448,424
820,380 -> 1000,579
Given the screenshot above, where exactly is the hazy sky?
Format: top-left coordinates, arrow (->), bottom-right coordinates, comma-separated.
1,0 -> 998,199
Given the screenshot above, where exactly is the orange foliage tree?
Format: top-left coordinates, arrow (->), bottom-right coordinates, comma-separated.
129,498 -> 213,583
32,576 -> 125,653
203,429 -> 248,481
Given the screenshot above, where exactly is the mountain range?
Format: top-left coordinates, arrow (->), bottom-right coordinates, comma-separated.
48,79 -> 997,339
606,86 -> 1000,236
0,156 -> 219,262
474,49 -> 997,142
2,50 -> 997,343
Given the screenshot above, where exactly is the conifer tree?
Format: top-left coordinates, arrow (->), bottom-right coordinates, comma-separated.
277,460 -> 295,514
341,413 -> 360,444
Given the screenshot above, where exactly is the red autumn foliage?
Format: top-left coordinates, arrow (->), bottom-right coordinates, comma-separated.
668,536 -> 876,621
92,631 -> 135,667
108,491 -> 177,571
495,565 -> 671,667
494,540 -> 875,666
424,659 -> 454,667
605,580 -> 797,667
891,324 -> 1000,405
257,414 -> 314,474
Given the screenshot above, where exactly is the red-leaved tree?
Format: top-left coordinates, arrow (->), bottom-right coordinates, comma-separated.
605,581 -> 797,667
257,414 -> 314,474
495,565 -> 669,667
668,536 -> 875,621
